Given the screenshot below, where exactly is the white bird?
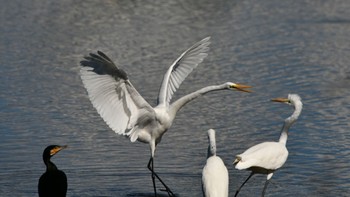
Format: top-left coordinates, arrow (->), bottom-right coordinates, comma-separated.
233,94 -> 303,197
80,37 -> 252,197
202,129 -> 229,197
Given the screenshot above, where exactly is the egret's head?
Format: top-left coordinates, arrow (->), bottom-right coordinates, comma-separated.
271,94 -> 301,106
226,82 -> 252,93
271,94 -> 303,124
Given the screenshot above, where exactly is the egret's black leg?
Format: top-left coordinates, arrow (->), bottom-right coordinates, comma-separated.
261,179 -> 270,197
147,157 -> 175,197
234,172 -> 254,197
148,157 -> 157,197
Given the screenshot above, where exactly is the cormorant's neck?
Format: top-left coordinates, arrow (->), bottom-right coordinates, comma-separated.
44,158 -> 58,171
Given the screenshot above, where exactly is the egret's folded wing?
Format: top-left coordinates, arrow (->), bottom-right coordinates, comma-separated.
80,51 -> 154,136
235,142 -> 288,170
158,37 -> 210,105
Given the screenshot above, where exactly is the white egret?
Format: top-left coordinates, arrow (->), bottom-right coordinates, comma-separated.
80,37 -> 252,196
233,94 -> 302,197
202,129 -> 229,197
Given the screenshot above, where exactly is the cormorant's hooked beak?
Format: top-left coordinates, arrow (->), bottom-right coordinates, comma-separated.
271,98 -> 290,103
231,83 -> 252,93
50,145 -> 67,156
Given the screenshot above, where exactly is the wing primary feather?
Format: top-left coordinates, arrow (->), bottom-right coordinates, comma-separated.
158,37 -> 211,105
80,51 -> 128,80
97,50 -> 114,62
80,51 -> 155,141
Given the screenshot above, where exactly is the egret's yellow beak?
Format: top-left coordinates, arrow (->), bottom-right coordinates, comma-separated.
271,98 -> 289,103
231,83 -> 252,93
50,145 -> 67,156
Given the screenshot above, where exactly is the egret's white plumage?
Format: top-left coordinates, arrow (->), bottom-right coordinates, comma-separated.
235,142 -> 288,171
80,37 -> 251,196
202,129 -> 229,197
233,94 -> 303,197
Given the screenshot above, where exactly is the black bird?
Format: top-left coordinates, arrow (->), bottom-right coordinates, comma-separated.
38,145 -> 68,197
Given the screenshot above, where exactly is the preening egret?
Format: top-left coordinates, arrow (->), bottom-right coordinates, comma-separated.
202,129 -> 229,197
80,37 -> 252,196
38,145 -> 68,197
233,94 -> 302,197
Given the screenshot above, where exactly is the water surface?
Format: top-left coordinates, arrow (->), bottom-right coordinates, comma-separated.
1,0 -> 349,196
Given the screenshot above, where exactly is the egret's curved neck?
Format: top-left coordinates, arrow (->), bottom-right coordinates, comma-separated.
169,84 -> 227,115
207,130 -> 217,158
279,101 -> 303,144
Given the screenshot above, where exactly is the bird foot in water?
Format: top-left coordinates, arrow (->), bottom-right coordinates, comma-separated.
159,188 -> 176,197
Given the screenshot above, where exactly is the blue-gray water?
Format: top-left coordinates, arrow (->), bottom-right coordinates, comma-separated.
1,0 -> 349,196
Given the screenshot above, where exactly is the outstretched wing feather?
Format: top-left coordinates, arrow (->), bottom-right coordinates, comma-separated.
158,37 -> 211,105
80,51 -> 154,138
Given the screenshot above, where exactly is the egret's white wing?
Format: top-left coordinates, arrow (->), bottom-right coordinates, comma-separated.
80,51 -> 154,139
158,37 -> 210,105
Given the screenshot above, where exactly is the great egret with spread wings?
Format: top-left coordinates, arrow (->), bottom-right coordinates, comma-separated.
80,37 -> 252,196
233,94 -> 303,197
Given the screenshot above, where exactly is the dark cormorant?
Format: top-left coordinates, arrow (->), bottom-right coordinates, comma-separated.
38,145 -> 67,197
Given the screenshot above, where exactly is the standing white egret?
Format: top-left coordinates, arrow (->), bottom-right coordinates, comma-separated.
202,129 -> 229,197
80,37 -> 252,196
233,94 -> 302,197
